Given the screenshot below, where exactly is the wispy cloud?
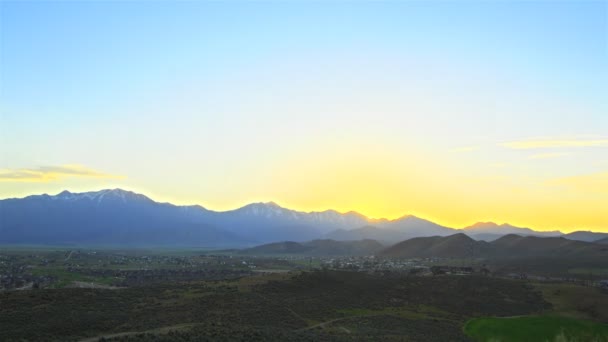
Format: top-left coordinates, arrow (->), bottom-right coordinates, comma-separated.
501,138 -> 608,149
528,152 -> 570,160
452,146 -> 480,153
547,172 -> 608,194
0,165 -> 125,182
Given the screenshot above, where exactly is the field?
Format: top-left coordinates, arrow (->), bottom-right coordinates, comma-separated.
463,282 -> 608,341
464,316 -> 608,342
0,271 -> 550,341
535,282 -> 608,322
2,247 -> 608,341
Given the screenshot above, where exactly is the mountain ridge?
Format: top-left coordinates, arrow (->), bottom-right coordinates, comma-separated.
1,188 -> 606,247
462,221 -> 562,241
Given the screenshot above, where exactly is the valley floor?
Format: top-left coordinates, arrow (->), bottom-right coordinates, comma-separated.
1,247 -> 608,341
3,270 -> 607,341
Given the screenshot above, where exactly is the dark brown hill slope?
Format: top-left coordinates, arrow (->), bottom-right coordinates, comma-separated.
239,239 -> 384,256
379,233 -> 490,258
378,234 -> 607,259
490,234 -> 608,257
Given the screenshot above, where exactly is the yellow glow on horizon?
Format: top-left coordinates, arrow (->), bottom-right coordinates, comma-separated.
0,151 -> 606,233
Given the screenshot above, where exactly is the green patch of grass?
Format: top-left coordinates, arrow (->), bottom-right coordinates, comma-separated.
535,283 -> 608,322
464,315 -> 608,342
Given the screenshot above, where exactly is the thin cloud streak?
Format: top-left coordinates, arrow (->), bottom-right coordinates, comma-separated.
0,165 -> 125,182
528,152 -> 570,160
452,146 -> 480,153
501,138 -> 608,149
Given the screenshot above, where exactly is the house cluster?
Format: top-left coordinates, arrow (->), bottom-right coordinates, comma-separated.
0,257 -> 55,290
428,265 -> 491,275
318,256 -> 487,275
321,256 -> 415,272
0,273 -> 55,290
64,263 -> 254,287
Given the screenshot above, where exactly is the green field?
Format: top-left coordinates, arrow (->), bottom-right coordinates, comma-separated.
535,283 -> 608,322
464,315 -> 608,342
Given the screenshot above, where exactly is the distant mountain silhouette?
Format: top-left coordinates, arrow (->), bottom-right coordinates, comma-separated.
380,215 -> 456,238
596,237 -> 608,245
1,189 -> 605,247
325,217 -> 457,243
463,222 -> 561,241
0,189 -> 372,246
0,189 -> 242,247
206,202 -> 369,242
562,231 -> 608,243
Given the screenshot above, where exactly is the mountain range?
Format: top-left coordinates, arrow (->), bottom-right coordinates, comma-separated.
461,221 -> 562,241
1,189 -> 607,247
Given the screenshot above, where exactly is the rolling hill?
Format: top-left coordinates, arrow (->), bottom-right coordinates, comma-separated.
325,217 -> 457,243
379,233 -> 490,258
596,237 -> 608,245
464,222 -> 561,241
239,239 -> 384,256
491,234 -> 608,257
562,231 -> 608,243
378,233 -> 607,259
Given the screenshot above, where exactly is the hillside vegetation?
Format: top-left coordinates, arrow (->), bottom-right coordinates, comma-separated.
239,239 -> 384,256
378,233 -> 607,259
0,271 -> 548,341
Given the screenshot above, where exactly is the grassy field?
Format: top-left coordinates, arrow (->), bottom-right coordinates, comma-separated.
535,283 -> 608,322
464,315 -> 608,342
464,282 -> 608,341
0,272 -> 547,341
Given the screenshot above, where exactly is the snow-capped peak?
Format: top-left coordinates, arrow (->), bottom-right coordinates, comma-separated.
49,188 -> 153,204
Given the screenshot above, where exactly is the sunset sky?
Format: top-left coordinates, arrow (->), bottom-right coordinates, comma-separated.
1,1 -> 607,232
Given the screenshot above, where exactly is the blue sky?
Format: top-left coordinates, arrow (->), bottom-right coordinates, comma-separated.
1,1 -> 607,231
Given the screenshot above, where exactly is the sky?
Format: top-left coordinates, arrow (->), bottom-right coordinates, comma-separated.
1,1 -> 607,232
